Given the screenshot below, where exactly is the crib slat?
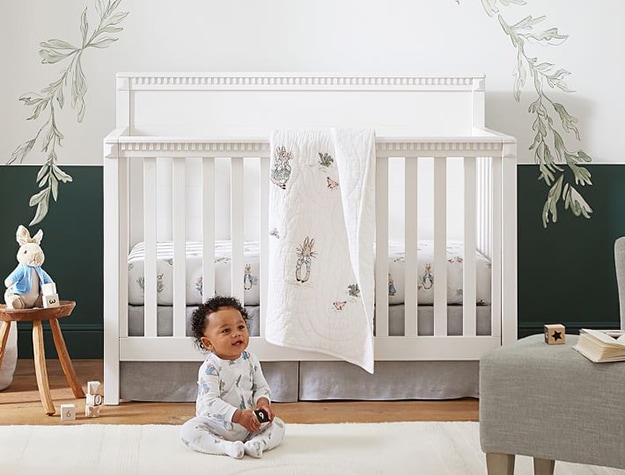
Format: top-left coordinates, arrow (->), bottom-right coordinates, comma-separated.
259,156 -> 270,337
172,158 -> 187,338
375,157 -> 389,337
230,158 -> 245,302
463,157 -> 477,336
433,158 -> 447,336
490,157 -> 502,340
143,157 -> 158,338
404,157 -> 418,337
118,158 -> 129,340
202,158 -> 216,300
129,158 -> 145,255
477,158 -> 493,260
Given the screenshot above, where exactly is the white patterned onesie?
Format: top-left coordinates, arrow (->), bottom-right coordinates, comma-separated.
180,350 -> 285,458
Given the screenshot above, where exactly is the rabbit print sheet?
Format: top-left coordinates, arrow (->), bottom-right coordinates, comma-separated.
127,241 -> 261,306
265,129 -> 376,373
126,239 -> 491,308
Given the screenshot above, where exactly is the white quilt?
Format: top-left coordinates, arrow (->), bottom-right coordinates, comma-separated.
266,129 -> 376,373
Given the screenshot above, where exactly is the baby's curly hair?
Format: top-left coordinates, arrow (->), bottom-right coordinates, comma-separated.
190,295 -> 249,351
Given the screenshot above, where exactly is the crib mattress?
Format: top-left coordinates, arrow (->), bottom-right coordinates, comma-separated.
127,240 -> 491,306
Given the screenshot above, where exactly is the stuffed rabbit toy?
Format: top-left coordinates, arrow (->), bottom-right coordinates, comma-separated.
4,225 -> 54,310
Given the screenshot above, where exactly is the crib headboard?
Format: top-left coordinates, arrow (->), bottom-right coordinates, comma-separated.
115,72 -> 486,138
108,73 -> 504,245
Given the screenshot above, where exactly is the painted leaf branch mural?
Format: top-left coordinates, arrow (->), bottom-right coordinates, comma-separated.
478,0 -> 593,227
9,0 -> 590,228
7,0 -> 128,225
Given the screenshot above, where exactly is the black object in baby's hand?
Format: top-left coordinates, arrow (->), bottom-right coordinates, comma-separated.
254,409 -> 269,423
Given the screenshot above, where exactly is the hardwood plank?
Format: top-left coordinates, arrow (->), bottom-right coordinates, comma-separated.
0,359 -> 478,425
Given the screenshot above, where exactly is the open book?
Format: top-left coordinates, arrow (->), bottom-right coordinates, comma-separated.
573,328 -> 625,363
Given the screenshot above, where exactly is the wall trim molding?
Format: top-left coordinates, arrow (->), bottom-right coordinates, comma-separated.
17,323 -> 103,359
518,322 -> 620,339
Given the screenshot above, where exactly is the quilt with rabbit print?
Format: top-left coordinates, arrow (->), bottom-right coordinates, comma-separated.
265,129 -> 376,373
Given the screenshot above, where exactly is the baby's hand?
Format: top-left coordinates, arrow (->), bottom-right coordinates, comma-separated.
235,409 -> 262,432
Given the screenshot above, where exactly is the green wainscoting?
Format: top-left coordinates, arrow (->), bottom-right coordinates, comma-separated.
1,164 -> 623,358
0,166 -> 103,358
518,164 -> 625,337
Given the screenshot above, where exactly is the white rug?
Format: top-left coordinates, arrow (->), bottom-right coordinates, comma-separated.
0,422 -> 624,475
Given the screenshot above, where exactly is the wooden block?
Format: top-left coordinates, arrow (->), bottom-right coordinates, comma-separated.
42,282 -> 57,295
86,393 -> 103,406
85,404 -> 100,418
60,404 -> 76,421
87,381 -> 101,395
43,293 -> 60,309
544,324 -> 566,345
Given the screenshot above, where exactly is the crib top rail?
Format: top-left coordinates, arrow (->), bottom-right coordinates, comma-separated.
104,128 -> 516,160
107,72 -> 520,142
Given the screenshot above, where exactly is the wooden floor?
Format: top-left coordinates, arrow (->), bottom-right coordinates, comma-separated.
0,359 -> 479,425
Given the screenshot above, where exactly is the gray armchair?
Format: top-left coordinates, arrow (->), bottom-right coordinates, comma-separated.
478,238 -> 625,474
614,236 -> 625,330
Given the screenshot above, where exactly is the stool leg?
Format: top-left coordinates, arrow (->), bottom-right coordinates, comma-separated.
49,318 -> 85,398
32,320 -> 56,416
533,458 -> 555,475
0,321 -> 11,369
486,453 -> 515,475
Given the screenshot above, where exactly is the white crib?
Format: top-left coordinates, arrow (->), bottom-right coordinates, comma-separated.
103,72 -> 517,405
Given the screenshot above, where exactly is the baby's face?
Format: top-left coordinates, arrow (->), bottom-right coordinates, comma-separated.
200,307 -> 249,360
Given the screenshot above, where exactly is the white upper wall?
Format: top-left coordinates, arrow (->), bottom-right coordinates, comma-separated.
1,0 -> 622,166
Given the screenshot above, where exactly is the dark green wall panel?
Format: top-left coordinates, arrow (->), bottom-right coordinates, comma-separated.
518,164 -> 625,337
1,164 -> 623,358
0,166 -> 103,358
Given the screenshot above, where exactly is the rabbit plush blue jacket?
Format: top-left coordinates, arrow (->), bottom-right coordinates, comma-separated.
6,264 -> 53,294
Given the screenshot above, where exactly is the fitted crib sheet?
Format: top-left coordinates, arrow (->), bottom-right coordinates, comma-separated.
127,240 -> 491,306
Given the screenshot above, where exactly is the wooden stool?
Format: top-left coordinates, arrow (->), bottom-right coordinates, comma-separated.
0,300 -> 85,415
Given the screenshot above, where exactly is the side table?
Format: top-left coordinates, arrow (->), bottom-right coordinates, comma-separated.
0,300 -> 86,415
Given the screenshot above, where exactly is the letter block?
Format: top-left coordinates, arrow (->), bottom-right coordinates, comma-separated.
85,380 -> 103,418
544,324 -> 566,345
60,404 -> 76,421
43,293 -> 60,308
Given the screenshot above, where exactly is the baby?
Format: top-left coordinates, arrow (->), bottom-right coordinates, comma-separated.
180,295 -> 285,459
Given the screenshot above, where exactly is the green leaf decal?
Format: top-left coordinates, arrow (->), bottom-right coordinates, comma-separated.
8,0 -> 129,225
464,0 -> 593,226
